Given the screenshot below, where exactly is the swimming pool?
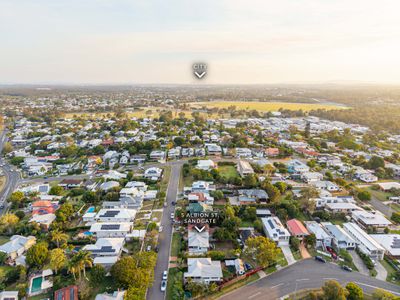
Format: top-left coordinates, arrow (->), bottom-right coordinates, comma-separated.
31,276 -> 43,293
87,206 -> 95,213
83,231 -> 93,236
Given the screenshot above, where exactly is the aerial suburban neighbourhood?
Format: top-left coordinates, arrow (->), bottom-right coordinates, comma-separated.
0,85 -> 400,300
2,1 -> 400,300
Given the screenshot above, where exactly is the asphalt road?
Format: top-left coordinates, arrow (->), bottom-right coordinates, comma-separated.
219,259 -> 400,300
147,163 -> 182,300
0,128 -> 20,214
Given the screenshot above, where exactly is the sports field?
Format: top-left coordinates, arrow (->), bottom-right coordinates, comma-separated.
191,101 -> 346,112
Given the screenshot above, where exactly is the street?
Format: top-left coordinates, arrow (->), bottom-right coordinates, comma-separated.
147,163 -> 182,300
0,128 -> 20,214
219,259 -> 400,300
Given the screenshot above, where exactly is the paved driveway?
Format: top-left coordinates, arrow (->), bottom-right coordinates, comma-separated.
349,250 -> 369,276
280,245 -> 296,265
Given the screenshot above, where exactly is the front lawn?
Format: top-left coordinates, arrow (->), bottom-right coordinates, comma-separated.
170,232 -> 183,258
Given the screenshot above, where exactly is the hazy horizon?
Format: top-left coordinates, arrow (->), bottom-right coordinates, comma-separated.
2,0 -> 400,85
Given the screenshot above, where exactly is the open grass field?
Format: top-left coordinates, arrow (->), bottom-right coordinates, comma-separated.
218,165 -> 239,180
191,101 -> 347,112
63,101 -> 346,120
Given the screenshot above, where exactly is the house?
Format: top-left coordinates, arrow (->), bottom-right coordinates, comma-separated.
144,167 -> 163,180
168,147 -> 181,159
95,291 -> 126,300
0,291 -> 18,300
351,210 -> 392,232
286,219 -> 309,238
59,179 -> 83,189
237,160 -> 254,177
315,196 -> 356,209
89,222 -> 132,238
312,180 -> 341,192
261,217 -> 290,246
130,154 -> 147,164
149,150 -> 165,161
94,209 -> 137,223
54,286 -> 78,300
304,221 -> 332,248
31,200 -> 59,215
184,258 -> 223,284
29,213 -> 56,230
238,189 -> 269,204
370,234 -> 400,258
99,181 -> 120,191
190,181 -> 215,193
343,223 -> 385,261
83,237 -> 124,258
188,192 -> 214,205
188,227 -> 210,254
358,173 -> 378,183
377,182 -> 400,192
301,172 -> 323,184
287,160 -> 310,174
205,144 -> 222,156
196,159 -> 217,171
265,147 -> 279,157
322,222 -> 356,250
235,148 -> 252,158
256,209 -> 272,218
0,235 -> 36,260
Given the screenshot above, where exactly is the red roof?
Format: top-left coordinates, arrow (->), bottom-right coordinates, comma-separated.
286,219 -> 309,236
54,285 -> 78,300
32,200 -> 52,208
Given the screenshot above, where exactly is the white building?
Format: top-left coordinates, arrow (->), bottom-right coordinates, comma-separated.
343,223 -> 385,261
237,160 -> 254,177
90,222 -> 132,238
370,234 -> 400,258
188,228 -> 210,254
184,258 -> 223,284
304,221 -> 332,248
352,210 -> 392,232
196,159 -> 216,171
261,217 -> 290,246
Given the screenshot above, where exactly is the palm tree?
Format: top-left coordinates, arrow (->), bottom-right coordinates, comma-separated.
75,251 -> 93,279
51,229 -> 68,248
67,258 -> 80,280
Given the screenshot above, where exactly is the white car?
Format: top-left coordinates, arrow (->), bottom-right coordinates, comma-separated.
160,280 -> 167,292
162,270 -> 168,280
159,226 -> 163,232
170,212 -> 174,219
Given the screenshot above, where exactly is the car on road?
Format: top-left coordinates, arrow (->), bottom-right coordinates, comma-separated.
162,270 -> 168,280
160,280 -> 167,292
170,212 -> 174,219
315,256 -> 326,263
342,265 -> 352,272
171,201 -> 176,205
159,225 -> 163,232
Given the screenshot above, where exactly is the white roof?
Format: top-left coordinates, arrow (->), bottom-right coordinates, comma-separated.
95,208 -> 136,221
94,256 -> 119,265
0,235 -> 35,255
352,210 -> 392,226
0,291 -> 18,300
343,223 -> 384,252
83,237 -> 124,254
184,258 -> 223,279
188,229 -> 210,248
378,182 -> 400,191
304,221 -> 330,240
29,213 -> 56,226
90,222 -> 132,233
370,234 -> 400,256
95,291 -> 125,300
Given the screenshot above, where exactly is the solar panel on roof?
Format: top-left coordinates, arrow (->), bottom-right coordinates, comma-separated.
100,224 -> 120,230
100,210 -> 119,218
268,219 -> 275,229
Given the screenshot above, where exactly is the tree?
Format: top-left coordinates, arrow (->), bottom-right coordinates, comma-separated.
367,156 -> 385,170
358,190 -> 371,201
9,191 -> 24,206
2,142 -> 13,154
243,174 -> 258,188
304,233 -> 316,248
49,185 -> 64,196
391,212 -> 400,224
50,229 -> 68,248
261,181 -> 281,203
372,288 -> 399,300
124,286 -> 146,300
299,187 -> 318,214
90,265 -> 106,285
82,191 -> 99,204
321,280 -> 348,300
49,248 -> 66,274
26,242 -> 49,268
0,213 -> 19,234
244,236 -> 278,268
346,282 -> 363,300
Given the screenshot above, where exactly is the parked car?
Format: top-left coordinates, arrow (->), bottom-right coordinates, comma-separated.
315,256 -> 326,263
161,280 -> 167,292
170,212 -> 174,219
244,263 -> 253,270
326,246 -> 337,259
342,265 -> 352,272
159,226 -> 163,232
146,245 -> 151,252
162,270 -> 168,280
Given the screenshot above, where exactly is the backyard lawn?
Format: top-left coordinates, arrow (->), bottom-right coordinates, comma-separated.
218,165 -> 239,180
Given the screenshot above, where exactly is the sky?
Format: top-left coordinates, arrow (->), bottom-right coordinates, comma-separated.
1,0 -> 400,84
